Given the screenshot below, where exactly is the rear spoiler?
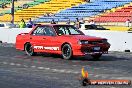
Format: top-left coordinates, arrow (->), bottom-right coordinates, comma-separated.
18,33 -> 29,35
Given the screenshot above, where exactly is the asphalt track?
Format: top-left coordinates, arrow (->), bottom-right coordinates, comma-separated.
0,43 -> 132,88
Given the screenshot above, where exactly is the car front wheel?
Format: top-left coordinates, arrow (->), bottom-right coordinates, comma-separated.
25,43 -> 36,56
62,44 -> 72,60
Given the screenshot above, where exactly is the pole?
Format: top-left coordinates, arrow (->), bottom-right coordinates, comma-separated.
11,0 -> 14,24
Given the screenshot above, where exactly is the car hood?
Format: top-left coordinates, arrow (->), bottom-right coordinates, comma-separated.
61,35 -> 105,41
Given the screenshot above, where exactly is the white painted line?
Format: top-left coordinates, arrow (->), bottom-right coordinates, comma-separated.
31,66 -> 36,68
94,75 -> 100,77
2,62 -> 7,64
115,77 -> 132,80
52,77 -> 59,80
10,63 -> 15,65
0,61 -> 80,74
44,68 -> 50,70
59,70 -> 66,73
94,68 -> 100,70
16,64 -> 21,66
38,67 -> 44,69
66,71 -> 72,73
52,69 -> 59,72
72,65 -> 77,66
23,65 -> 28,67
72,71 -> 79,74
103,68 -> 108,70
1,61 -> 80,74
51,69 -> 79,74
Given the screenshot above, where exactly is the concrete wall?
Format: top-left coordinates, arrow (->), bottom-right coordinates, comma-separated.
0,28 -> 132,52
81,30 -> 132,52
0,28 -> 32,43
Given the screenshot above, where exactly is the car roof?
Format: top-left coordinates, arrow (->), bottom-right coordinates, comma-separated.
36,24 -> 73,27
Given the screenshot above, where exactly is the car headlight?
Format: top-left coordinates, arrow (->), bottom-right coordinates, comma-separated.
102,39 -> 108,43
79,40 -> 89,44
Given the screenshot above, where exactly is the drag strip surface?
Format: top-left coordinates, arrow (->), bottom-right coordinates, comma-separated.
0,44 -> 132,88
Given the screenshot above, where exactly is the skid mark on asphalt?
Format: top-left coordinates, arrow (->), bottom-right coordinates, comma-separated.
1,61 -> 130,80
0,61 -> 80,74
0,61 -> 119,80
1,61 -> 108,78
0,58 -> 130,79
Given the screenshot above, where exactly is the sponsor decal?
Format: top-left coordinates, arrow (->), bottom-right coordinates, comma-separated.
44,47 -> 59,50
34,46 -> 44,49
34,46 -> 59,50
79,67 -> 131,86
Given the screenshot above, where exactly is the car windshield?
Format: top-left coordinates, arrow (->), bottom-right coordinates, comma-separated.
54,25 -> 84,35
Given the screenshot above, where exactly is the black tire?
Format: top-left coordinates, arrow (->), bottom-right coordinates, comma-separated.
82,79 -> 87,86
61,44 -> 72,60
81,78 -> 91,86
91,54 -> 102,60
25,43 -> 36,56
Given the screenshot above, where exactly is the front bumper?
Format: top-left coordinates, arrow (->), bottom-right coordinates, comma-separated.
72,43 -> 110,56
84,51 -> 108,55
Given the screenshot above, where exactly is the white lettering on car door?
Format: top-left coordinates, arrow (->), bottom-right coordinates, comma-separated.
34,46 -> 44,49
34,46 -> 59,50
44,47 -> 59,50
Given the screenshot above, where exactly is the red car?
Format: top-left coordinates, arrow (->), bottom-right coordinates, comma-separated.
16,24 -> 110,60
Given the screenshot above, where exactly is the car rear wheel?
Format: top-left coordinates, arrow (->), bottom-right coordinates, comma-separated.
62,44 -> 72,60
25,43 -> 36,56
91,54 -> 102,60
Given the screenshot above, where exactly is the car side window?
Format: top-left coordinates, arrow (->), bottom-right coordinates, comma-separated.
32,27 -> 45,35
58,27 -> 66,35
57,27 -> 70,35
69,27 -> 80,35
32,26 -> 55,36
44,26 -> 55,36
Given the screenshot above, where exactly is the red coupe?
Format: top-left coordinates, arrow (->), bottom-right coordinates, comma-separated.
16,24 -> 110,60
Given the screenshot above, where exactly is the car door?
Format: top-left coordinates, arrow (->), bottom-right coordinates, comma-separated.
41,26 -> 61,54
30,26 -> 60,53
30,26 -> 47,52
